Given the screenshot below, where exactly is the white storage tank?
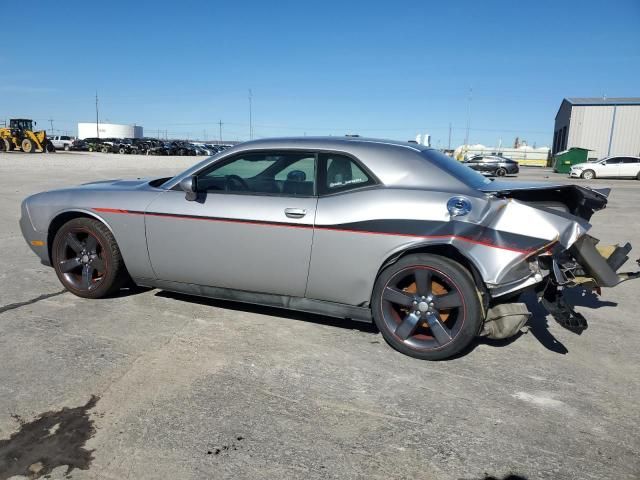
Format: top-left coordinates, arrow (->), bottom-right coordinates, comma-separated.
77,123 -> 143,139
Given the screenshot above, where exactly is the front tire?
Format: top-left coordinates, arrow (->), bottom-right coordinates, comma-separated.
21,138 -> 35,153
371,254 -> 483,360
581,169 -> 595,180
52,218 -> 128,298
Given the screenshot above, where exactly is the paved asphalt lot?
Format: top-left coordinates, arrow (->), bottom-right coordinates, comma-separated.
0,151 -> 638,480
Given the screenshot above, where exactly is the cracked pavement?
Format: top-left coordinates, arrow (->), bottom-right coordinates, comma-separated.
0,152 -> 638,479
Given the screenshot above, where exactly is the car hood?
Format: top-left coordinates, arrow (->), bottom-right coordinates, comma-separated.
479,180 -> 610,221
79,178 -> 154,189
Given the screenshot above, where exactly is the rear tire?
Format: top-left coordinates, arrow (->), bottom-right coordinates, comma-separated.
371,254 -> 483,360
52,218 -> 128,299
581,169 -> 595,180
21,138 -> 35,153
101,146 -> 110,153
495,167 -> 507,177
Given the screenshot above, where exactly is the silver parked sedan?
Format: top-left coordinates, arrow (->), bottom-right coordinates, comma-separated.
20,137 -> 639,360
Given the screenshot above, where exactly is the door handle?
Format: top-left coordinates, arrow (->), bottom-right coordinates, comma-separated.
284,208 -> 307,218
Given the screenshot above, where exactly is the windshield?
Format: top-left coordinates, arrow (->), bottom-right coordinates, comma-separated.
420,149 -> 492,189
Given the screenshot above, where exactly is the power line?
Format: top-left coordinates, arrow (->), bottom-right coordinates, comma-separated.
95,91 -> 100,139
248,89 -> 253,140
464,87 -> 472,146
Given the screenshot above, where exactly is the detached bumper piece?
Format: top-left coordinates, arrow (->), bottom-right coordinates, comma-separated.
541,287 -> 587,334
541,235 -> 640,334
570,235 -> 640,287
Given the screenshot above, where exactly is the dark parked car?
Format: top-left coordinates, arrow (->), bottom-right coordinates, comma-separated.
463,155 -> 519,176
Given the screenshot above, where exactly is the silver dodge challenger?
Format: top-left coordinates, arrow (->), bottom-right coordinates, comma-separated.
20,137 -> 640,360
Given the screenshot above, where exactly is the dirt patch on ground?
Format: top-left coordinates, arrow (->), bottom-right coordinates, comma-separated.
0,396 -> 99,479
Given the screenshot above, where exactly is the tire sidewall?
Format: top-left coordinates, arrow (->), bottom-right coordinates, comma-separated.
582,169 -> 595,179
371,254 -> 483,360
52,218 -> 120,299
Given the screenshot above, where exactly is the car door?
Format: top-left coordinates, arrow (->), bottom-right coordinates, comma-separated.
145,150 -> 318,297
620,157 -> 640,177
464,156 -> 482,172
598,158 -> 621,177
480,157 -> 496,173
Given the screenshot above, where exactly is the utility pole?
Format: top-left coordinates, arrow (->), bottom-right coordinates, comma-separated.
218,120 -> 223,144
95,92 -> 100,139
48,118 -> 54,134
248,89 -> 253,140
464,87 -> 472,146
448,123 -> 452,149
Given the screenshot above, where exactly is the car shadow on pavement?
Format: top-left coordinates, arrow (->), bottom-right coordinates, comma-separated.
106,285 -> 153,299
154,290 -> 378,333
562,288 -> 617,309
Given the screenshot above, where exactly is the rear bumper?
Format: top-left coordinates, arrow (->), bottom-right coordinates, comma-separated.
570,235 -> 639,287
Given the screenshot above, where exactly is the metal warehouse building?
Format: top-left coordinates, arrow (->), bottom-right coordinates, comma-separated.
77,122 -> 143,139
553,97 -> 640,160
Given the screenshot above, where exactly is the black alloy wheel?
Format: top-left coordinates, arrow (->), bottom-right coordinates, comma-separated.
52,218 -> 128,298
372,254 -> 483,360
495,167 -> 507,177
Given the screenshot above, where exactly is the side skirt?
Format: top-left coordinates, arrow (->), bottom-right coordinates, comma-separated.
134,278 -> 373,323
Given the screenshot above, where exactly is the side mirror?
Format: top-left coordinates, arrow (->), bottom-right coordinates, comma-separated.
179,175 -> 198,201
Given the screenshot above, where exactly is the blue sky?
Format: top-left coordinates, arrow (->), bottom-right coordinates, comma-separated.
1,0 -> 638,146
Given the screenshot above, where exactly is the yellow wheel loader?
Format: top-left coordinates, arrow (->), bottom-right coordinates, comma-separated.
0,119 -> 55,153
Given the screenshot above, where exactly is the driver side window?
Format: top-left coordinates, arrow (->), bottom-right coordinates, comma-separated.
197,151 -> 316,196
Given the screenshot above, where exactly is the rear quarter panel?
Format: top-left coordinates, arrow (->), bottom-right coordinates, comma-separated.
306,188 -> 512,306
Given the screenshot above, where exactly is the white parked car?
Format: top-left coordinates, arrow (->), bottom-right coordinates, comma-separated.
570,156 -> 640,180
50,135 -> 76,151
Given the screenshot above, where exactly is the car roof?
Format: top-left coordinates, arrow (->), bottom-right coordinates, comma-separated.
233,136 -> 430,153
166,136 -> 480,193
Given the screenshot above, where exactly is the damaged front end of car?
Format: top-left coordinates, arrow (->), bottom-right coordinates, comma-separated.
476,182 -> 640,339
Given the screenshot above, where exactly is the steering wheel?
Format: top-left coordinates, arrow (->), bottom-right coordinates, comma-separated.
225,174 -> 250,191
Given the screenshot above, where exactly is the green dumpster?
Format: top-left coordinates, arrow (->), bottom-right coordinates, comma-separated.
553,147 -> 590,174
